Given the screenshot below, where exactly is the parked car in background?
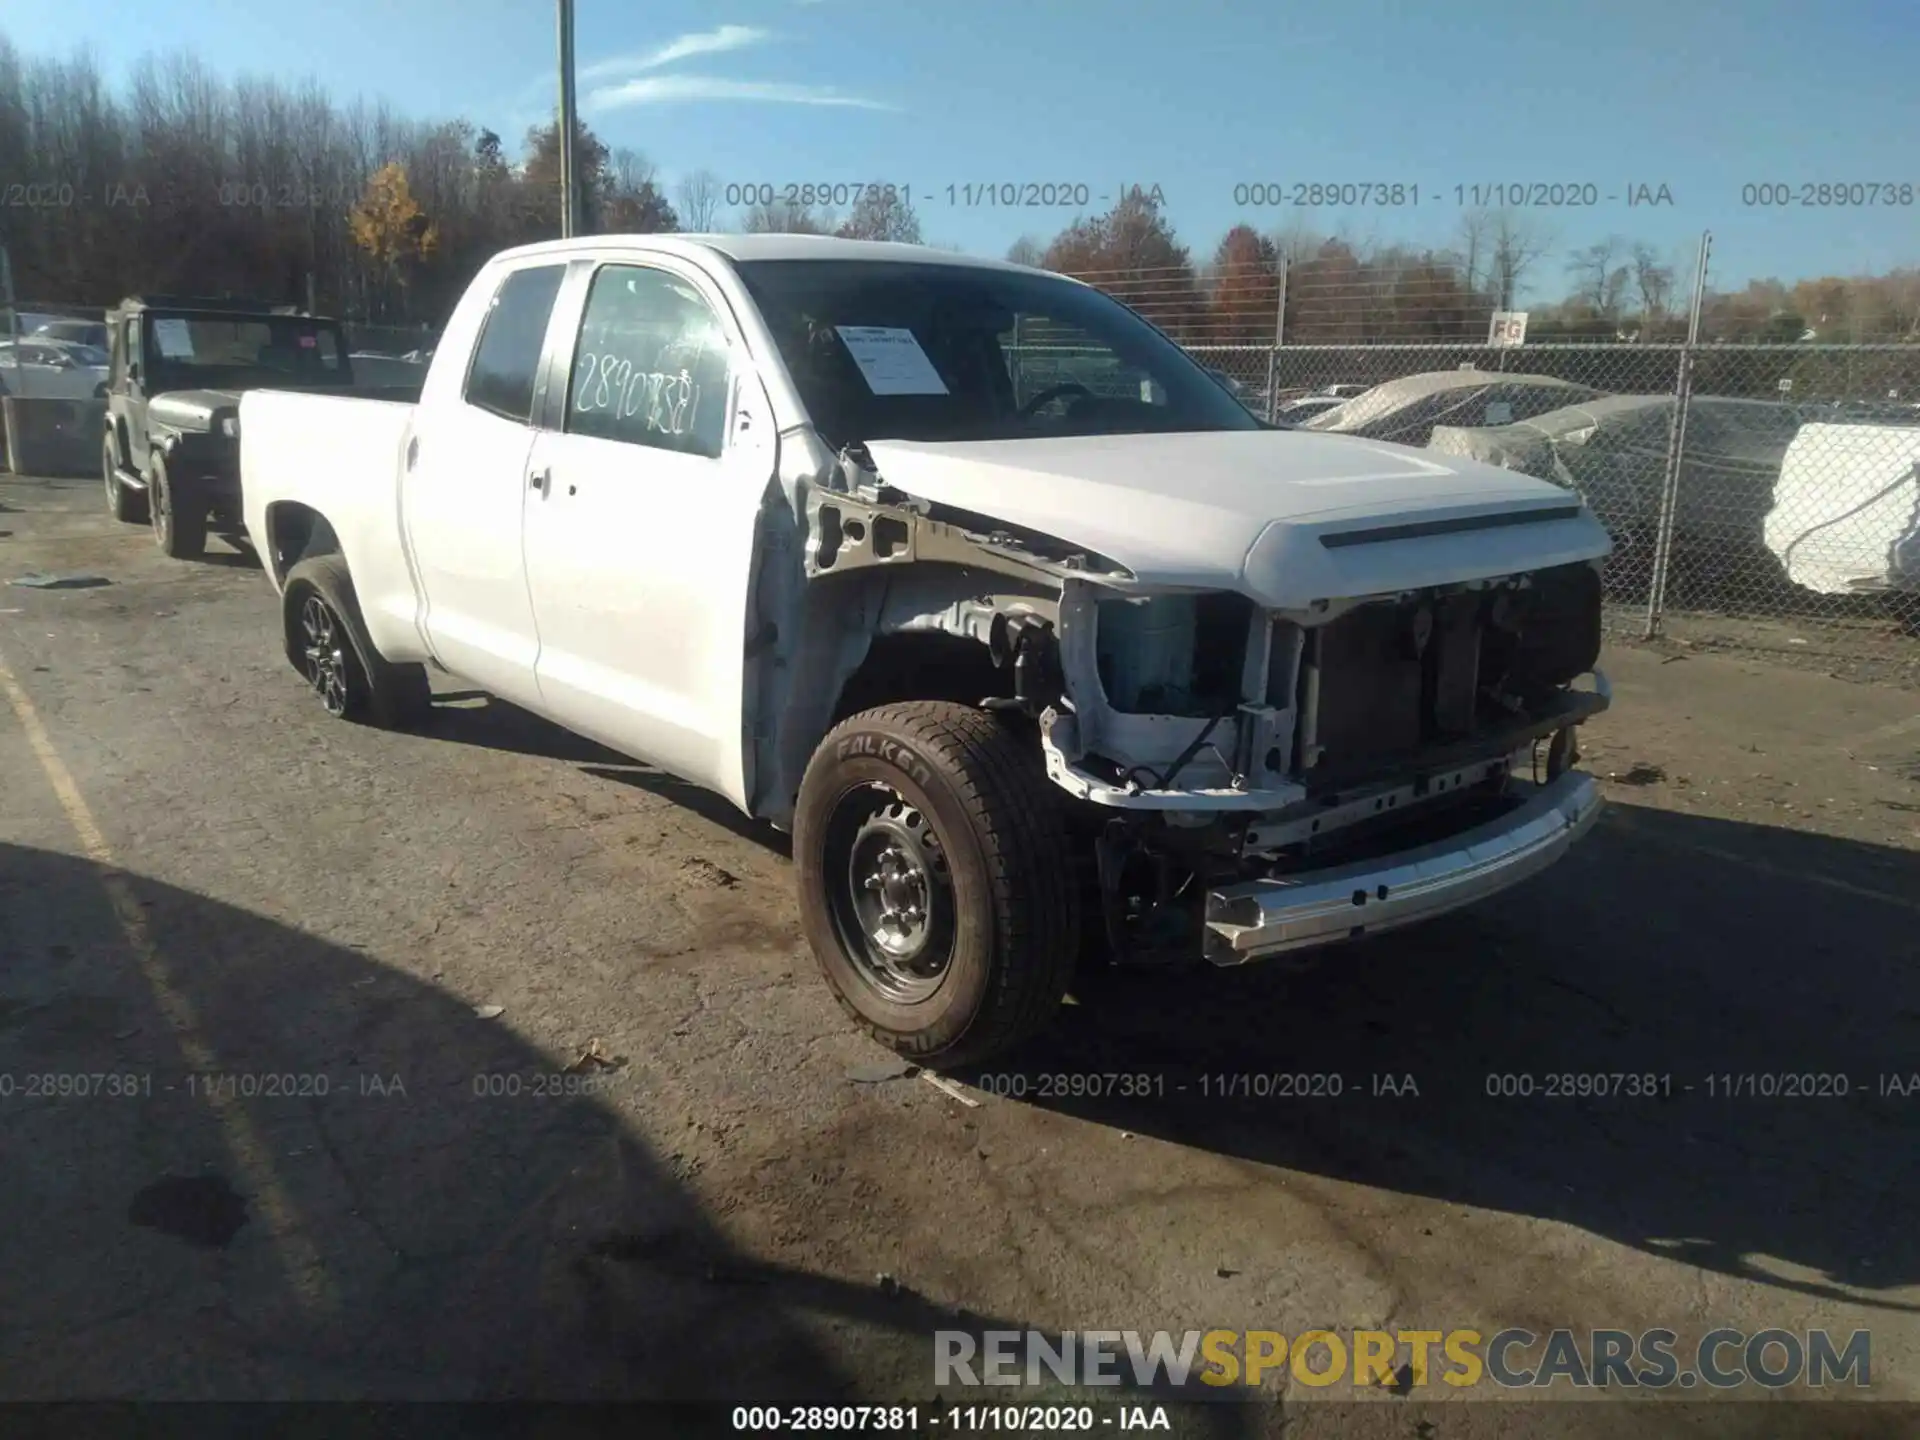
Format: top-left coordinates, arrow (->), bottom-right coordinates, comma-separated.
1764,422 -> 1920,608
1273,394 -> 1349,424
238,233 -> 1614,1066
31,318 -> 111,351
1427,394 -> 1808,562
1300,370 -> 1604,448
0,337 -> 111,400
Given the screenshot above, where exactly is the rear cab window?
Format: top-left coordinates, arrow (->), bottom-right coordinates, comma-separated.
464,264 -> 567,422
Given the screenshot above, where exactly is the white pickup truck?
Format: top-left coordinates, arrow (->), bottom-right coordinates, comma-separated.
241,234 -> 1612,1066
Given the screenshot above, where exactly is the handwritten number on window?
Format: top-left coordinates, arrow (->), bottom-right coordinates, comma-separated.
575,352 -> 703,438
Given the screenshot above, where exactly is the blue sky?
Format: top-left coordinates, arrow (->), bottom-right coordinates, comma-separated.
2,0 -> 1915,298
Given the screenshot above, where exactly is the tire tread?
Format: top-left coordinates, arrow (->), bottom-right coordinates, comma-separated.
803,700 -> 1078,1067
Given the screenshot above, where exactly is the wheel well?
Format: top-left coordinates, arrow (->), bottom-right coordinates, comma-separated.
830,630 -> 1012,726
265,503 -> 340,588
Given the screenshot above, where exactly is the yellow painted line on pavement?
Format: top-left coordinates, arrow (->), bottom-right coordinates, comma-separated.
0,645 -> 337,1317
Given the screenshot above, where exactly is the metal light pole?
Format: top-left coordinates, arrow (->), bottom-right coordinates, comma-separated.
557,0 -> 579,238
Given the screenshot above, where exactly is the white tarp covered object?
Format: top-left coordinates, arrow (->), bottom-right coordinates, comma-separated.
1763,423 -> 1920,594
1298,369 -> 1602,448
1427,393 -> 1806,548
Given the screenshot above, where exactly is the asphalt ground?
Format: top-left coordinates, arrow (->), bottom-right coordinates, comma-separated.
2,472 -> 1918,1436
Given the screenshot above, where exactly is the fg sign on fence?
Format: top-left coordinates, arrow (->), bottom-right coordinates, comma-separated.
1488,310 -> 1529,347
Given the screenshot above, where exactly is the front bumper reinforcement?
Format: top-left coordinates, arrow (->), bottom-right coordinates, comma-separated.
1202,771 -> 1603,964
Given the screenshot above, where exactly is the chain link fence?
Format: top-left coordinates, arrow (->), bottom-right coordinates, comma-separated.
1177,341 -> 1920,676
1063,237 -> 1920,680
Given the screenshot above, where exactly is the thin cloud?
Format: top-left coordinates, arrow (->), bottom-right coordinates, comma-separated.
579,25 -> 771,82
587,74 -> 895,111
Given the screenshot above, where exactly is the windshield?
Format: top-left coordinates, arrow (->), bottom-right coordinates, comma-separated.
144,313 -> 348,388
732,259 -> 1260,447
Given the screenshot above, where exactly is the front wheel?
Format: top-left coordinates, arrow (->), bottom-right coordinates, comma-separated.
148,456 -> 205,559
794,702 -> 1080,1068
281,555 -> 432,730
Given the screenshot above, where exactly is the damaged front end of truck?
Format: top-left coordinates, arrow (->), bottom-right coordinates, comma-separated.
747,430 -> 1610,972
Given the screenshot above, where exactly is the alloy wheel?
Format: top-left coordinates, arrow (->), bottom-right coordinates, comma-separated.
299,593 -> 351,717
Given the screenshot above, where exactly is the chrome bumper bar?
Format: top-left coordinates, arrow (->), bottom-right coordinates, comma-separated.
1202,772 -> 1603,965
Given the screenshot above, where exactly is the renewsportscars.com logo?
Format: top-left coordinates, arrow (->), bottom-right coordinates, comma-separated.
933,1328 -> 1872,1391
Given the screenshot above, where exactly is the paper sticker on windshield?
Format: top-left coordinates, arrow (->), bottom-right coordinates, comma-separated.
153,319 -> 195,358
298,334 -> 317,348
1483,401 -> 1513,425
834,326 -> 948,396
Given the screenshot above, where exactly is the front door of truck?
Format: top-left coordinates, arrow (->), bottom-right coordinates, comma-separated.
401,260 -> 567,707
520,257 -> 776,808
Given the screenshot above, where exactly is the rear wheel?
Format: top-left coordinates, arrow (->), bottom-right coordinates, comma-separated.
281,554 -> 432,730
104,434 -> 147,524
794,702 -> 1079,1068
148,456 -> 206,559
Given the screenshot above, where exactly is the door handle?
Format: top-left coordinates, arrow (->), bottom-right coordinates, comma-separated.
529,466 -> 550,494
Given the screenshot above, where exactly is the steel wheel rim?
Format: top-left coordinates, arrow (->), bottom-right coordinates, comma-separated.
823,782 -> 955,1005
300,594 -> 350,717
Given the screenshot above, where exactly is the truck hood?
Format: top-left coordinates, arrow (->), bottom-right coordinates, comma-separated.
861,430 -> 1613,608
148,389 -> 242,432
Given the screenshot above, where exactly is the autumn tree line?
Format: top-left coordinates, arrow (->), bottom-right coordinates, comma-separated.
2,38 -> 1916,349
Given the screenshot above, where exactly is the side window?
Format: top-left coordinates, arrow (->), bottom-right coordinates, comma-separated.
464,263 -> 566,423
566,265 -> 730,459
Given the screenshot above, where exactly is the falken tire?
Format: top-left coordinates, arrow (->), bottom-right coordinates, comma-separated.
281,555 -> 433,730
794,701 -> 1080,1069
104,434 -> 147,524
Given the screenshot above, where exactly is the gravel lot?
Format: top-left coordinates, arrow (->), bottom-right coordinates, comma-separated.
2,473 -> 1917,1436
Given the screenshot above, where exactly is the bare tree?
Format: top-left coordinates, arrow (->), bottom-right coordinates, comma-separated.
1488,209 -> 1555,309
1567,235 -> 1632,324
834,185 -> 922,244
675,167 -> 721,231
1452,208 -> 1495,296
1631,242 -> 1676,334
741,198 -> 827,234
1005,234 -> 1043,267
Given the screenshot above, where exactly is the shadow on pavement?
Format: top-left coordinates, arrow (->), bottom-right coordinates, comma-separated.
416,689 -> 791,856
970,802 -> 1920,1315
0,842 -> 1251,1431
421,691 -> 632,766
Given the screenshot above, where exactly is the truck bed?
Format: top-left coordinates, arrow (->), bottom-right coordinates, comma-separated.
239,386 -> 425,662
